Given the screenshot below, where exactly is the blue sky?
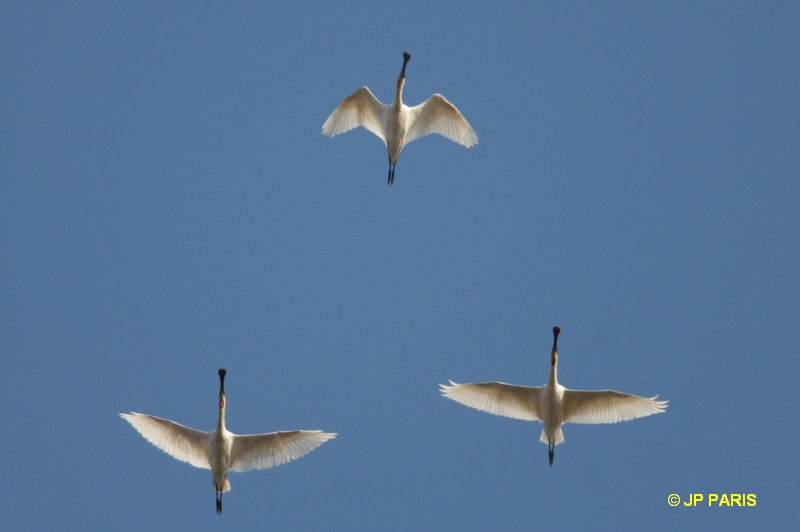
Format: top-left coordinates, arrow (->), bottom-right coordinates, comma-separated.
2,1 -> 798,530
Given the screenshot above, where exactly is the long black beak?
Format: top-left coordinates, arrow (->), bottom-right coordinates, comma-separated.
552,326 -> 560,353
218,368 -> 226,395
400,51 -> 410,79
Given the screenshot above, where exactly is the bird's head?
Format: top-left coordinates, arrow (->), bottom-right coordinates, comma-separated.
218,368 -> 227,408
551,326 -> 560,366
398,51 -> 411,88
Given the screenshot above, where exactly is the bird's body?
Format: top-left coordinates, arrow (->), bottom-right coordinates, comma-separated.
322,52 -> 477,184
440,327 -> 667,466
540,379 -> 565,450
120,369 -> 336,514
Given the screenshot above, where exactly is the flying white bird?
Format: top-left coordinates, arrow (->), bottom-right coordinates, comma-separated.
120,369 -> 336,514
322,51 -> 477,185
440,327 -> 667,466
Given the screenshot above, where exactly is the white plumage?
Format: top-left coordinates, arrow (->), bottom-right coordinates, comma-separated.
322,51 -> 477,185
441,327 -> 667,466
120,369 -> 335,514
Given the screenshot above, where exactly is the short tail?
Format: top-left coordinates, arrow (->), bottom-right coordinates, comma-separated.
540,428 -> 565,446
213,478 -> 231,493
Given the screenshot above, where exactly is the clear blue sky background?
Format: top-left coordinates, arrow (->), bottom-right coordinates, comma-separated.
2,1 -> 798,530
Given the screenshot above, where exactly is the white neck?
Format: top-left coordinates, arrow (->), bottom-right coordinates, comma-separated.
217,395 -> 226,431
395,78 -> 405,105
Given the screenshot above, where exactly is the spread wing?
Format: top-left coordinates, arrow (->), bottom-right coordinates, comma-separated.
562,389 -> 668,424
229,430 -> 336,472
440,380 -> 542,421
322,87 -> 389,144
405,94 -> 478,147
119,412 -> 210,469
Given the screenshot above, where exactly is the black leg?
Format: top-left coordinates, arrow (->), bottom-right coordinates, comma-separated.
548,442 -> 555,467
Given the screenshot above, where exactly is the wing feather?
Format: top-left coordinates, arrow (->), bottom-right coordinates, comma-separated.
119,412 -> 210,469
322,87 -> 389,144
406,94 -> 478,147
562,390 -> 668,424
229,430 -> 336,472
440,380 -> 542,421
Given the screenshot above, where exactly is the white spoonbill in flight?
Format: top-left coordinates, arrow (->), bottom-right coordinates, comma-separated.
440,327 -> 667,466
322,51 -> 478,185
120,369 -> 336,514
